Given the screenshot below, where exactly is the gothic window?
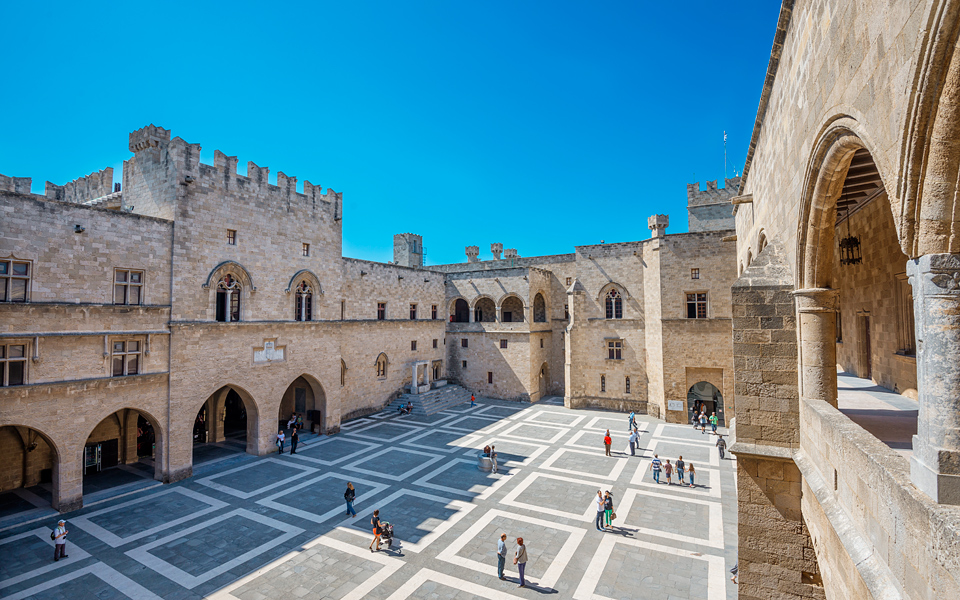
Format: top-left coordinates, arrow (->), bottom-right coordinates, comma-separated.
605,289 -> 623,319
0,343 -> 26,386
295,281 -> 313,321
216,275 -> 241,322
600,374 -> 606,393
112,340 -> 141,376
376,353 -> 388,379
533,293 -> 546,322
686,293 -> 707,319
341,360 -> 346,387
607,340 -> 622,360
625,376 -> 631,394
0,260 -> 30,302
114,269 -> 143,305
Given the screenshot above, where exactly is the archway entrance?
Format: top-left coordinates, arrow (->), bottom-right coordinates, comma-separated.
83,409 -> 162,496
194,385 -> 258,463
453,299 -> 469,322
0,425 -> 58,513
687,382 -> 724,425
278,375 -> 326,434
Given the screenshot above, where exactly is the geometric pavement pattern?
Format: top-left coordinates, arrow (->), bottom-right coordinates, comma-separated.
0,398 -> 738,600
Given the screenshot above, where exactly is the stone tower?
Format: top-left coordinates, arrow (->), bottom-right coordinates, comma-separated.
393,233 -> 424,267
686,177 -> 739,232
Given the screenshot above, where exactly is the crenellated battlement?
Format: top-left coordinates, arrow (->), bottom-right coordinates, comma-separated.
43,168 -> 114,204
686,177 -> 741,207
129,124 -> 171,153
0,174 -> 33,194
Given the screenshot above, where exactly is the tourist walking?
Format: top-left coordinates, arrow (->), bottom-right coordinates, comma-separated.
595,490 -> 606,530
731,561 -> 739,584
716,435 -> 727,459
497,533 -> 507,580
53,519 -> 68,561
651,454 -> 662,483
699,411 -> 708,433
628,411 -> 636,431
470,394 -> 476,407
490,445 -> 499,474
664,459 -> 674,485
514,537 -> 528,588
603,430 -> 612,456
276,430 -> 285,454
628,428 -> 638,456
710,412 -> 719,434
290,428 -> 299,454
344,482 -> 357,517
676,455 -> 685,484
687,462 -> 696,487
603,491 -> 615,528
369,509 -> 382,551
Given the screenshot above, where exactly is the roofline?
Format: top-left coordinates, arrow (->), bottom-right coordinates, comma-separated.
739,0 -> 796,194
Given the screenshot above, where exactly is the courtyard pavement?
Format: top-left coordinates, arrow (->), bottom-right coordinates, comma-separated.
0,398 -> 738,600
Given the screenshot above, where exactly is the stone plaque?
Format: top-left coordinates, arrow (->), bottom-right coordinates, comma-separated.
667,400 -> 684,412
254,340 -> 285,363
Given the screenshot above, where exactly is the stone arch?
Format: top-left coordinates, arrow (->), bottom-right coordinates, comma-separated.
472,295 -> 496,322
596,281 -> 629,302
287,269 -> 322,321
195,383 -> 261,455
277,374 -> 328,433
533,292 -> 547,322
375,352 -> 388,378
687,381 -> 724,426
498,294 -> 525,323
746,249 -> 753,269
83,406 -> 165,482
451,298 -> 469,322
204,261 -> 256,322
0,424 -> 64,510
757,230 -> 768,255
898,0 -> 960,257
285,269 -> 323,294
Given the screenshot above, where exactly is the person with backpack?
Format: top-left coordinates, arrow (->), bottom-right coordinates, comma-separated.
676,455 -> 686,485
628,411 -> 636,432
651,454 -> 662,483
716,435 -> 727,459
52,519 -> 68,561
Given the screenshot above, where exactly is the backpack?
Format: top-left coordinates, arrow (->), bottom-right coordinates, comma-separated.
50,531 -> 56,540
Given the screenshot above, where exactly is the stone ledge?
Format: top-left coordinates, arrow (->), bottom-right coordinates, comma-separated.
729,441 -> 797,461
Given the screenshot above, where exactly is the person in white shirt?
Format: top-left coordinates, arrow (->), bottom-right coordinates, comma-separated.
276,430 -> 286,454
628,428 -> 639,456
595,490 -> 606,530
53,519 -> 68,561
496,533 -> 507,580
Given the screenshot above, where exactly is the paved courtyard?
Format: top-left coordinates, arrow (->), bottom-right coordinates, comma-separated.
0,398 -> 738,599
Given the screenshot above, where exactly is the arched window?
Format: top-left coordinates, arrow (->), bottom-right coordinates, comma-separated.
341,360 -> 346,387
600,374 -> 606,393
216,275 -> 241,322
375,353 -> 388,379
295,281 -> 313,321
533,293 -> 546,322
605,289 -> 623,319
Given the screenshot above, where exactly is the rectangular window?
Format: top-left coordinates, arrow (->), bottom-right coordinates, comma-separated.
836,309 -> 843,343
431,304 -> 438,320
895,274 -> 916,355
540,338 -> 544,348
111,340 -> 141,377
432,339 -> 438,348
488,372 -> 493,384
600,374 -> 606,393
377,303 -> 386,320
461,339 -> 468,348
564,304 -> 569,320
566,277 -> 572,286
341,300 -> 346,320
686,293 -> 707,319
607,340 -> 622,360
500,339 -> 508,349
625,376 -> 631,393
411,340 -> 417,351
0,260 -> 30,303
691,268 -> 700,280
114,269 -> 144,305
302,243 -> 310,257
0,344 -> 27,386
462,360 -> 467,368
227,229 -> 237,245
410,304 -> 417,320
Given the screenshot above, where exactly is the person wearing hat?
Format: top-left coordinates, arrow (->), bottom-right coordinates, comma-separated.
53,519 -> 68,561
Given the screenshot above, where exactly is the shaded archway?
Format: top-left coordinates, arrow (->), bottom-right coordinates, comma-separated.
83,408 -> 164,496
538,362 -> 549,400
500,295 -> 524,322
0,425 -> 61,511
533,293 -> 547,322
687,382 -> 724,425
278,374 -> 328,434
474,297 -> 495,322
195,384 -> 260,461
452,298 -> 469,322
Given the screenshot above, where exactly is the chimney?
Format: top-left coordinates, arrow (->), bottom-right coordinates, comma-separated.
648,214 -> 669,238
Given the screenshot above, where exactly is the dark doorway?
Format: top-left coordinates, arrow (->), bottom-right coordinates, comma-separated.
454,299 -> 469,322
224,389 -> 247,438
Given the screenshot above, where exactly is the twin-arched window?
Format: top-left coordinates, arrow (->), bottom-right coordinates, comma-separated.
216,275 -> 241,322
605,289 -> 623,319
376,353 -> 388,379
295,281 -> 313,321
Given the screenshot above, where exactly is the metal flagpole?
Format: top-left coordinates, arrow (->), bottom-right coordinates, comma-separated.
724,131 -> 728,178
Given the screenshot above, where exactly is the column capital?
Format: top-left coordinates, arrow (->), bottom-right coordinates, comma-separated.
792,288 -> 839,313
907,253 -> 960,298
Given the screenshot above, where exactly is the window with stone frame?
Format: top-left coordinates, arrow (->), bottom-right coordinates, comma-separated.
411,340 -> 417,351
410,303 -> 417,320
341,360 -> 346,386
686,292 -> 707,319
377,302 -> 386,320
625,376 -> 631,393
376,354 -> 388,378
691,268 -> 700,280
114,269 -> 144,305
566,277 -> 572,286
0,259 -> 30,303
488,371 -> 493,384
605,289 -> 623,319
302,242 -> 310,257
462,360 -> 467,368
607,339 -> 622,360
112,339 -> 141,376
836,309 -> 843,343
500,339 -> 508,349
216,275 -> 242,322
295,280 -> 313,321
600,374 -> 606,393
895,273 -> 916,355
0,343 -> 27,386
433,338 -> 438,348
227,229 -> 237,245
461,338 -> 468,348
540,338 -> 544,348
431,304 -> 438,320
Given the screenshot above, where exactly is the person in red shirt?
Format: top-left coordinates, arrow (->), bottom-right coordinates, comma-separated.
603,430 -> 612,456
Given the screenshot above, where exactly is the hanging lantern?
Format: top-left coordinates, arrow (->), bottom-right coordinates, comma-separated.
838,207 -> 862,266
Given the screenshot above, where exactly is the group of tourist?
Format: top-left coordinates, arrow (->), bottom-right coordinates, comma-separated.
482,444 -> 499,473
649,453 -> 697,486
276,412 -> 305,454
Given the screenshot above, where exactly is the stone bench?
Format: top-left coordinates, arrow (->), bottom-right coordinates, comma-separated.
477,451 -> 493,472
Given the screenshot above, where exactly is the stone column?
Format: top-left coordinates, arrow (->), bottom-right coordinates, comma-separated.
123,409 -> 139,464
411,364 -> 419,393
495,306 -> 502,322
793,288 -> 839,408
908,253 -> 960,504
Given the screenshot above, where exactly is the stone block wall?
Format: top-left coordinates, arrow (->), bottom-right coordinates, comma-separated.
0,427 -> 55,491
342,258 -> 445,322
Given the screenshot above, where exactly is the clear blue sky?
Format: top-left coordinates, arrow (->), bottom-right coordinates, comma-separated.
1,1 -> 780,265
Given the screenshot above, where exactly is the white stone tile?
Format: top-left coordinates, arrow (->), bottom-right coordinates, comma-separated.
497,421 -> 571,444
411,458 -> 513,500
616,488 -> 724,548
499,472 -> 598,521
522,409 -> 586,428
4,563 -> 163,600
256,472 -> 388,524
340,446 -> 446,481
539,447 -> 629,481
382,567 -> 521,600
0,527 -> 92,590
288,436 -> 381,466
195,457 -> 318,499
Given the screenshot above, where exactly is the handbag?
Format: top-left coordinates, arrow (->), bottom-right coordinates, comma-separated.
611,512 -> 617,521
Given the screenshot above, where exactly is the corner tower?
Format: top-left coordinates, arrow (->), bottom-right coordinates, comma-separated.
393,233 -> 424,267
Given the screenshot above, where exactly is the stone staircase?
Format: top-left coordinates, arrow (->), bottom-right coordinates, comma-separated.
386,384 -> 473,416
